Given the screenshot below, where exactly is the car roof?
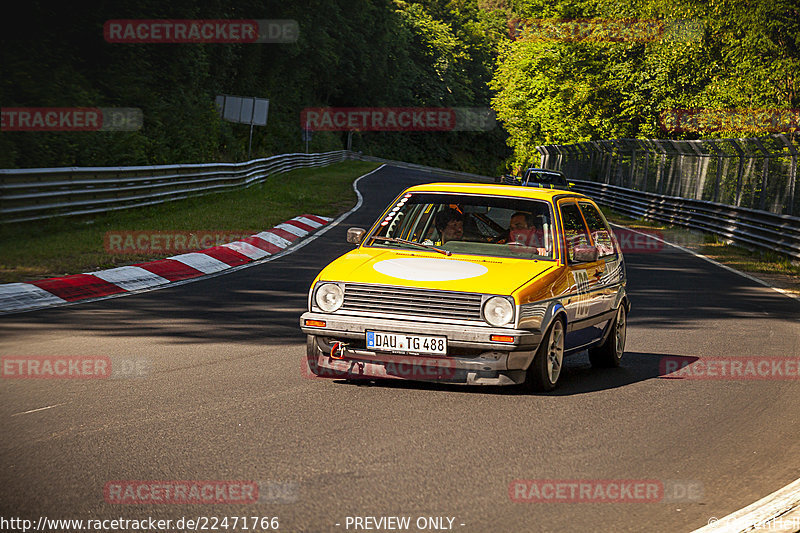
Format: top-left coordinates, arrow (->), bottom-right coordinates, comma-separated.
403,182 -> 589,202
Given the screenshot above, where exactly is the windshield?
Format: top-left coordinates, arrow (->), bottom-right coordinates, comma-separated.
367,192 -> 555,260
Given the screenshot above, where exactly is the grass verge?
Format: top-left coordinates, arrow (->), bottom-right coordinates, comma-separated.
600,207 -> 800,297
0,161 -> 379,283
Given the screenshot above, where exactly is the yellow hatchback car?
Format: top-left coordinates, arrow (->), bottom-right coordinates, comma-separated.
300,182 -> 629,391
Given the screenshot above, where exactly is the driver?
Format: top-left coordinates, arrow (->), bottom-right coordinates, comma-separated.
498,212 -> 548,255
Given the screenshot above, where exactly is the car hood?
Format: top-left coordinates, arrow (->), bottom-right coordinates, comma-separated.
316,247 -> 556,296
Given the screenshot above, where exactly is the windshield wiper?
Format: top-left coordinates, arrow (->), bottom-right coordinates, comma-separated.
369,235 -> 451,256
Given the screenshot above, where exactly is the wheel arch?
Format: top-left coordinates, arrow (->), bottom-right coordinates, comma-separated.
539,300 -> 568,335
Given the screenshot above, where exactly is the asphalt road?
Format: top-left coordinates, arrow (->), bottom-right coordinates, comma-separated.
1,165 -> 799,533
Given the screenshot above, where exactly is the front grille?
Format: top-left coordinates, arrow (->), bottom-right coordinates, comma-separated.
342,283 -> 483,321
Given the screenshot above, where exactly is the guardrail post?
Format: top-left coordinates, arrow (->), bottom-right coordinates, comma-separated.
561,145 -> 571,176
572,144 -> 579,175
636,140 -> 651,191
537,146 -> 548,169
662,142 -> 677,196
728,139 -> 746,207
619,140 -> 629,187
602,141 -> 613,185
575,143 -> 587,176
776,134 -> 798,216
575,143 -> 590,179
571,144 -> 581,177
687,140 -> 707,200
751,137 -> 772,212
667,140 -> 687,198
589,141 -> 601,181
651,140 -> 667,195
554,145 -> 564,171
705,140 -> 726,204
610,140 -> 621,186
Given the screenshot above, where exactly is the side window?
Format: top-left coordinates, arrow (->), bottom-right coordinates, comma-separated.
559,202 -> 591,263
579,202 -> 616,258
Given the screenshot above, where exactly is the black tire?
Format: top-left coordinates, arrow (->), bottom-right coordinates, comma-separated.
306,335 -> 325,377
306,336 -> 355,380
589,305 -> 627,368
525,318 -> 565,392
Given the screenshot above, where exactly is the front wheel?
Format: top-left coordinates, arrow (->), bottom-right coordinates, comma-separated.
306,335 -> 325,377
589,305 -> 627,368
525,318 -> 565,392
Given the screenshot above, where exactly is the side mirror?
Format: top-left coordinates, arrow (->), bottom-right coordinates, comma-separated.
573,244 -> 598,262
346,227 -> 366,244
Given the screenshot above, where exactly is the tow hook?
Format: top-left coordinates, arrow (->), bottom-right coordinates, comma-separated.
347,361 -> 366,379
330,342 -> 348,360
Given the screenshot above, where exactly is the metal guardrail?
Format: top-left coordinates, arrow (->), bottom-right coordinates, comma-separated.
0,151 -> 352,223
569,180 -> 800,259
8,145 -> 796,258
535,135 -> 800,258
537,135 -> 799,216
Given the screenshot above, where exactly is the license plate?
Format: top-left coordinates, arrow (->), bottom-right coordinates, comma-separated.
366,331 -> 447,355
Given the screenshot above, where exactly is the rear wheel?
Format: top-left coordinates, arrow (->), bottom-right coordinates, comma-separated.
525,318 -> 565,392
589,305 -> 627,368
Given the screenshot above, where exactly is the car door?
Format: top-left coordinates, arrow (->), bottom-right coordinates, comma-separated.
578,201 -> 624,319
557,199 -> 607,351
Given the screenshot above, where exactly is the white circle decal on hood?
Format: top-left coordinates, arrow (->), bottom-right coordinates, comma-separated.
372,257 -> 488,281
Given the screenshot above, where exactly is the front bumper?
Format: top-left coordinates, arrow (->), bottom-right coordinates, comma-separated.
300,312 -> 542,386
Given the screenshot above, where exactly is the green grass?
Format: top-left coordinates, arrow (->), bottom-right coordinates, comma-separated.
600,207 -> 800,295
0,161 -> 379,283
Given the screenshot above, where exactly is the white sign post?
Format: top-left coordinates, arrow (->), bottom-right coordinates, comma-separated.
216,95 -> 269,159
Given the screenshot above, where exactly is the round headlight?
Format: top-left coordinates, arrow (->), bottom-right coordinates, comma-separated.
315,283 -> 344,312
483,296 -> 514,327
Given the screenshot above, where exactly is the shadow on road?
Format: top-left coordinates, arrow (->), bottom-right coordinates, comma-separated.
318,352 -> 700,396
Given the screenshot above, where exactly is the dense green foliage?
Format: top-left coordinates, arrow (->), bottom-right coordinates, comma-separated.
0,0 -> 510,173
490,0 -> 799,169
2,0 -> 795,174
